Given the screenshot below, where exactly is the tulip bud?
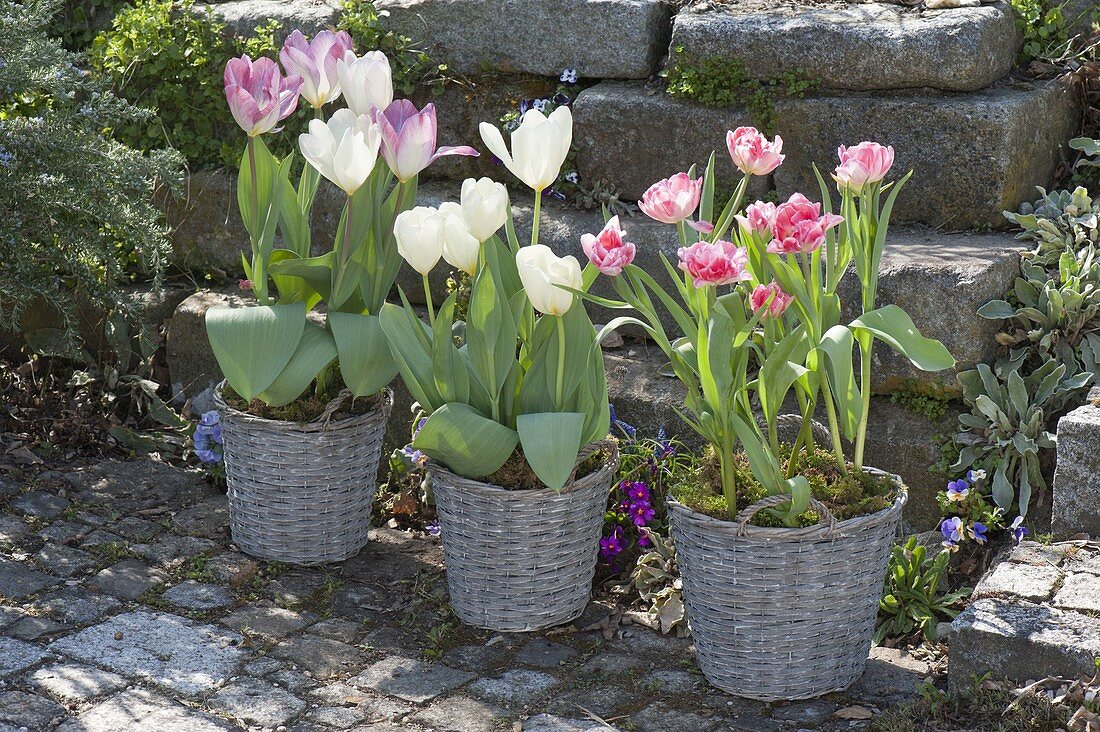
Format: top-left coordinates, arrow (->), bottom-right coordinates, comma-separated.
337,50 -> 393,117
581,216 -> 636,277
439,202 -> 480,276
224,55 -> 302,137
298,108 -> 381,196
516,244 -> 582,316
479,107 -> 572,192
833,142 -> 895,195
395,206 -> 445,276
460,177 -> 509,242
750,281 -> 793,318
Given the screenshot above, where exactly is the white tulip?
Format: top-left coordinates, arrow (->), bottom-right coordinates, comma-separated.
395,206 -> 445,276
337,50 -> 393,117
516,244 -> 582,316
439,202 -> 480,276
298,108 -> 381,196
460,177 -> 509,243
479,107 -> 572,192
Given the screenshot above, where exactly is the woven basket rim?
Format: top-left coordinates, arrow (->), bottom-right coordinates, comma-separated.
426,441 -> 619,498
214,380 -> 392,433
668,466 -> 908,540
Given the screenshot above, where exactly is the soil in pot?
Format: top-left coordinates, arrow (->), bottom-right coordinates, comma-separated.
671,444 -> 896,527
221,375 -> 384,423
483,443 -> 617,491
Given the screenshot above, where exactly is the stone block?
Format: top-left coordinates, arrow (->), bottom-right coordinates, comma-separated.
30,663 -> 129,703
973,560 -> 1060,602
206,677 -> 306,728
375,0 -> 673,79
573,80 -> 1080,227
1053,403 -> 1100,538
670,2 -> 1018,92
1053,572 -> 1100,613
165,288 -> 251,412
350,656 -> 475,703
206,0 -> 341,37
55,688 -> 236,732
949,597 -> 1100,688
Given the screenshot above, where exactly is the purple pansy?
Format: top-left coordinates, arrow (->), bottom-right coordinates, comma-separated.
560,68 -> 578,84
1010,516 -> 1029,544
626,482 -> 650,503
946,478 -> 969,502
969,521 -> 989,545
193,411 -> 223,464
940,516 -> 964,550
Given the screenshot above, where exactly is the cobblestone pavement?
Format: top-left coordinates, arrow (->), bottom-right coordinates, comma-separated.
0,458 -> 935,731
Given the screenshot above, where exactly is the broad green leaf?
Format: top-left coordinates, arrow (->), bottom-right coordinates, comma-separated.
516,412 -> 585,491
991,464 -> 1014,511
413,403 -> 518,478
269,252 -> 334,301
269,250 -> 322,309
329,312 -> 398,397
783,476 -> 812,525
851,305 -> 955,373
206,303 -> 306,401
258,323 -> 337,407
467,260 -> 518,406
431,293 -> 471,404
819,325 -> 862,440
729,414 -> 785,491
977,300 -> 1017,320
379,300 -> 444,412
278,175 -> 310,259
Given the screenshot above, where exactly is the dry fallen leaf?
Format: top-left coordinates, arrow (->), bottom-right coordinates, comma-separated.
834,705 -> 874,720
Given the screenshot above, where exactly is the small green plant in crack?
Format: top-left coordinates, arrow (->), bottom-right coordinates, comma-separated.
88,541 -> 135,566
180,555 -> 215,583
890,389 -> 950,422
422,620 -> 458,660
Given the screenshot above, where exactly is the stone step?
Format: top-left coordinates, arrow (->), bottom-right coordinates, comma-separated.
572,80 -> 1079,228
204,0 -> 340,37
1053,393 -> 1100,539
950,542 -> 1100,689
374,0 -> 674,79
670,2 -> 1018,93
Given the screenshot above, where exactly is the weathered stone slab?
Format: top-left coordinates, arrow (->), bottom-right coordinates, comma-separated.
521,715 -> 606,732
671,2 -> 1018,92
206,677 -> 307,728
55,689 -> 236,732
49,611 -> 247,697
514,638 -> 578,668
0,636 -> 50,678
86,559 -> 168,600
9,490 -> 69,518
573,81 -> 1080,227
8,615 -> 70,641
30,663 -> 129,702
64,459 -> 210,514
206,0 -> 341,37
34,543 -> 97,578
350,656 -> 475,703
409,695 -> 508,732
163,580 -> 235,611
949,597 -> 1100,689
221,604 -> 313,639
376,0 -> 673,78
468,669 -> 561,706
270,633 -> 368,678
0,557 -> 57,599
30,587 -> 122,626
1054,572 -> 1100,613
0,691 -> 66,730
974,561 -> 1060,602
1053,403 -> 1100,539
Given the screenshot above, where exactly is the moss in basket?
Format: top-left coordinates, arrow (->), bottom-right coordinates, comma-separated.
483,443 -> 616,491
221,370 -> 383,423
671,445 -> 894,527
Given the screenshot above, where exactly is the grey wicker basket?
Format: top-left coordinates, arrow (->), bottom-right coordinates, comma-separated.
215,383 -> 393,566
669,469 -> 907,701
428,441 -> 620,632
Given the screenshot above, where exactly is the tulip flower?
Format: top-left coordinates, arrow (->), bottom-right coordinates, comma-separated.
439,201 -> 480,276
516,244 -> 583,316
726,127 -> 784,176
750,281 -> 793,319
735,200 -> 777,235
768,193 -> 844,255
224,55 -> 302,137
460,177 -> 509,242
374,100 -> 478,182
279,29 -> 353,109
833,142 -> 895,194
479,107 -> 572,192
638,173 -> 702,225
677,240 -> 751,288
298,108 -> 381,196
581,216 -> 636,276
395,206 -> 445,276
337,50 -> 393,117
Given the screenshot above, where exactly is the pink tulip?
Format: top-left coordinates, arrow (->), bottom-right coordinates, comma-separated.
751,281 -> 793,318
768,193 -> 843,255
726,127 -> 784,176
833,142 -> 895,194
224,55 -> 302,137
638,173 -> 702,224
677,240 -> 751,288
582,216 -> 636,276
279,29 -> 354,109
373,100 -> 478,182
735,200 -> 777,235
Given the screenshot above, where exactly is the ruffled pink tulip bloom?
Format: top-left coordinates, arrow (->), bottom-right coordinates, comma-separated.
769,193 -> 843,255
582,216 -> 636,276
727,127 -> 785,176
638,173 -> 702,224
677,240 -> 751,288
279,29 -> 354,109
833,142 -> 895,194
751,281 -> 793,318
373,100 -> 478,182
224,55 -> 302,137
735,200 -> 777,235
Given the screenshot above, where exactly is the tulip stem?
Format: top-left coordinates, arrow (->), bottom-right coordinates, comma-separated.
555,315 -> 566,408
531,189 -> 542,248
246,136 -> 268,304
423,274 -> 436,328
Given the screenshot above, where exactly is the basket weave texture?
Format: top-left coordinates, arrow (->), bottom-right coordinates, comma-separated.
215,384 -> 393,566
429,440 -> 620,632
669,469 -> 907,701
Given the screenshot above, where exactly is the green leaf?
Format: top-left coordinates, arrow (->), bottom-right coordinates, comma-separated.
976,300 -> 1017,320
991,465 -> 1014,511
258,322 -> 337,407
329,312 -> 398,398
380,300 -> 445,413
413,403 -> 518,478
269,252 -> 334,301
851,305 -> 955,373
206,303 -> 306,401
431,293 -> 471,404
269,250 -> 321,308
819,325 -> 862,441
516,412 -> 585,491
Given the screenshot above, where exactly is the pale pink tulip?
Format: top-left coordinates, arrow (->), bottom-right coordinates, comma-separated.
726,127 -> 785,176
638,173 -> 702,224
373,100 -> 478,182
833,142 -> 895,194
677,240 -> 751,288
581,216 -> 636,276
735,200 -> 777,235
279,29 -> 353,109
751,281 -> 793,318
224,55 -> 302,137
768,193 -> 843,255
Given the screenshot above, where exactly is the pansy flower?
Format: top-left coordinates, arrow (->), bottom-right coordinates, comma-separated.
940,516 -> 964,550
969,521 -> 989,545
946,478 -> 969,502
1010,516 -> 1029,544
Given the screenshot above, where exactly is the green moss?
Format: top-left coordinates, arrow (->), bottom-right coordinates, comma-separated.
891,389 -> 950,422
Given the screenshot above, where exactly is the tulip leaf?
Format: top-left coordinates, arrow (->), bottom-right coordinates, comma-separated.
205,303 -> 306,402
328,312 -> 398,398
818,325 -> 862,441
431,293 -> 471,404
517,412 -> 585,491
270,250 -> 322,309
851,305 -> 956,373
412,402 -> 518,478
278,175 -> 311,259
269,252 -> 334,301
467,256 -> 518,406
258,322 -> 337,407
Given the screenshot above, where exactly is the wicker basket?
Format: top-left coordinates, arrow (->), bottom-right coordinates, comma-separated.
428,441 -> 620,632
215,383 -> 393,566
669,469 -> 907,701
